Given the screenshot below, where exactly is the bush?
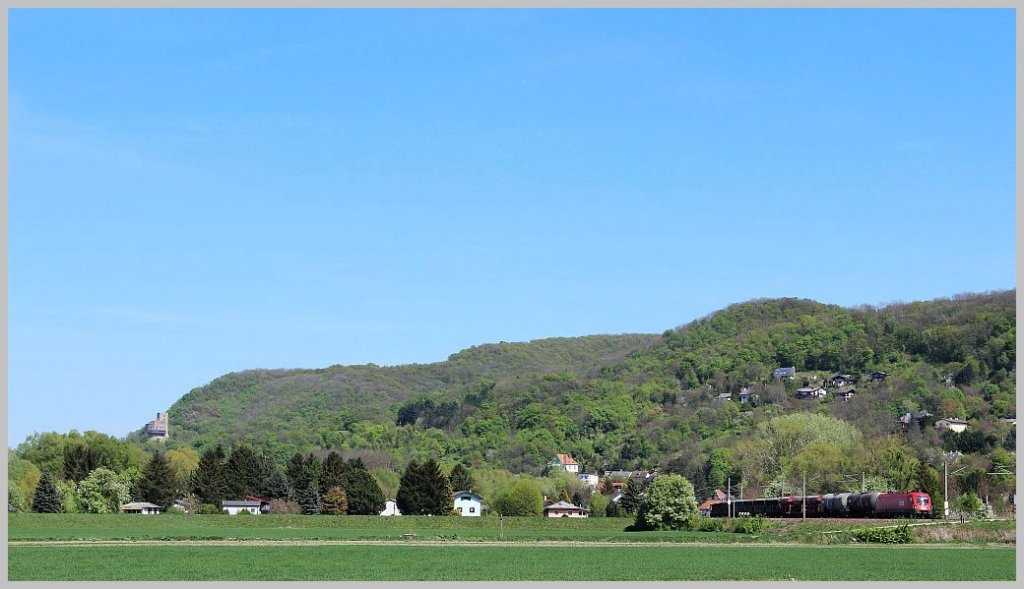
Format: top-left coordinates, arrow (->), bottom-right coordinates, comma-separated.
198,504 -> 222,515
849,524 -> 913,544
731,516 -> 769,534
699,517 -> 727,532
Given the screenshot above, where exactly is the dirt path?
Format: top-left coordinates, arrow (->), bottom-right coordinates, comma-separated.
8,539 -> 1011,549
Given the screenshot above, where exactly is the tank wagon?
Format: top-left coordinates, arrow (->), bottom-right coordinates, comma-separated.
707,491 -> 932,518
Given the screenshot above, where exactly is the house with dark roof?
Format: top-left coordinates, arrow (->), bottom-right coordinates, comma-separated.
834,386 -> 856,401
453,491 -> 484,516
796,386 -> 827,399
221,500 -> 263,515
897,410 -> 933,431
830,374 -> 856,387
121,501 -> 162,515
870,372 -> 888,383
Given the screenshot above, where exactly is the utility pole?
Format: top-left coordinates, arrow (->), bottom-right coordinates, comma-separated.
861,472 -> 865,493
728,477 -> 732,519
802,472 -> 807,520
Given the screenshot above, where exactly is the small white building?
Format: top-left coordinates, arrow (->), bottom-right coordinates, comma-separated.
543,501 -> 588,518
221,500 -> 262,515
577,473 -> 599,488
796,386 -> 827,400
380,499 -> 401,516
935,418 -> 969,434
121,502 -> 162,515
453,491 -> 483,516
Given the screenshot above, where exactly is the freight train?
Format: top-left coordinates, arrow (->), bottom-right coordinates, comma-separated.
707,491 -> 932,518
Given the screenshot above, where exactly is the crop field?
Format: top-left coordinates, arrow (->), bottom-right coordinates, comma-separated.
8,514 -> 1016,581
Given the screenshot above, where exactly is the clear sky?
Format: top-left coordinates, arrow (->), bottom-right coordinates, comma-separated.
7,9 -> 1015,446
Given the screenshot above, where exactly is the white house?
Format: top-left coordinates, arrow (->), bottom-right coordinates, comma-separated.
121,502 -> 162,515
221,500 -> 262,515
547,453 -> 580,473
577,473 -> 599,488
796,386 -> 827,400
453,491 -> 483,516
543,501 -> 588,518
935,418 -> 969,433
380,499 -> 401,516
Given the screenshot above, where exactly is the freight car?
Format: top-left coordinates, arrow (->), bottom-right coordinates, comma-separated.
707,491 -> 932,518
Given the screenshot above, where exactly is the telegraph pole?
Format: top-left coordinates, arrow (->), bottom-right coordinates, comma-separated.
727,477 -> 732,519
802,472 -> 807,520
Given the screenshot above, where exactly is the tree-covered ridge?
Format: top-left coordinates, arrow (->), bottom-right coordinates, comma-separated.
165,334 -> 660,459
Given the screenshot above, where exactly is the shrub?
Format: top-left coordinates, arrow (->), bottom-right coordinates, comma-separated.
267,499 -> 301,514
699,517 -> 727,532
198,503 -> 222,515
849,524 -> 913,544
732,516 -> 769,534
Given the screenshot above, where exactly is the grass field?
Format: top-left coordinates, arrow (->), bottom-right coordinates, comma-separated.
8,543 -> 1015,581
8,514 -> 1016,580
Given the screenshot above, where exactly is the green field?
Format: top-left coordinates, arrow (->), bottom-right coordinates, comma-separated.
8,544 -> 1015,581
8,514 -> 1016,580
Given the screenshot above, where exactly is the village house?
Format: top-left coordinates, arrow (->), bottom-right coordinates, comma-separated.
935,418 -> 969,433
221,500 -> 263,515
834,386 -> 856,401
453,491 -> 483,516
547,453 -> 580,473
870,371 -> 888,383
577,473 -> 599,488
121,501 -> 162,515
738,387 -> 759,404
830,374 -> 856,387
543,501 -> 588,518
795,386 -> 827,400
715,392 -> 733,402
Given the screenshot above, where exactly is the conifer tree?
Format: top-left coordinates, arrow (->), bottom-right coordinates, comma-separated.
341,468 -> 386,515
298,481 -> 321,515
257,455 -> 290,500
397,459 -> 452,515
319,451 -> 348,495
223,444 -> 261,499
190,444 -> 227,505
449,463 -> 475,493
31,471 -> 63,513
138,450 -> 178,510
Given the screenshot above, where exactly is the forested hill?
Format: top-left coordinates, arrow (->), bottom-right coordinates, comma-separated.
164,334 -> 660,454
157,291 -> 1015,478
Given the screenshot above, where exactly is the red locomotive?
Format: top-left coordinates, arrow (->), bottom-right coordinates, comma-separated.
708,491 -> 932,518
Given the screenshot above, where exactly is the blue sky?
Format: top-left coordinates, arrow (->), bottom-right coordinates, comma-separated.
8,9 -> 1015,446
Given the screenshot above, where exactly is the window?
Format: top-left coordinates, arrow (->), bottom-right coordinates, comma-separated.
457,507 -> 462,513
469,507 -> 476,513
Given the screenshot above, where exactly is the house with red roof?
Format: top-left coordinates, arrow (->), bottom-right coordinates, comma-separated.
547,453 -> 580,473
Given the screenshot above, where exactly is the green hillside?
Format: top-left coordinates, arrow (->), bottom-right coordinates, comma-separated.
153,291 -> 1014,487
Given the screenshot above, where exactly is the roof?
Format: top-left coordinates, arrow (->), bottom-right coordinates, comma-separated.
543,501 -> 586,511
222,500 -> 263,507
773,367 -> 796,376
453,491 -> 483,501
554,453 -> 578,466
121,502 -> 162,509
938,418 -> 969,425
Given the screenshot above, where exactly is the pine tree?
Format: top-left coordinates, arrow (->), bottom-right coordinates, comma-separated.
138,451 -> 178,510
31,471 -> 63,513
397,459 -> 452,516
320,486 -> 348,515
190,444 -> 227,505
396,460 -> 428,515
298,481 -> 321,515
449,463 -> 475,493
341,468 -> 386,515
223,444 -> 261,499
619,478 -> 647,515
257,455 -> 290,500
319,451 -> 348,495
